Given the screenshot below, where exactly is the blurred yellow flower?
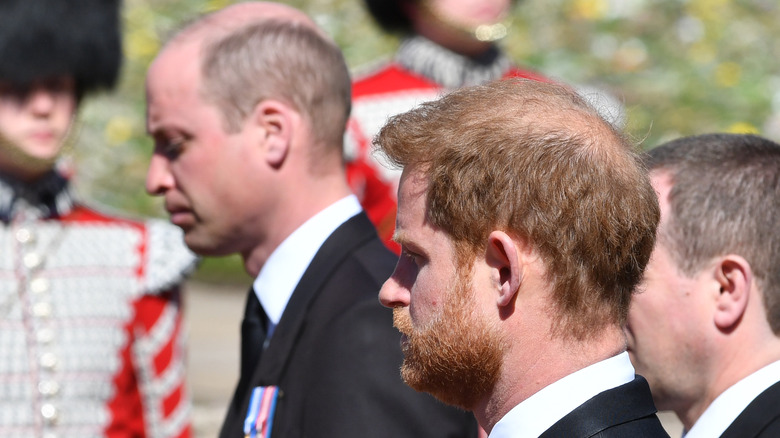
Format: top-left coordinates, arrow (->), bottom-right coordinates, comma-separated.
715,62 -> 742,88
105,117 -> 135,146
689,0 -> 730,23
727,122 -> 759,135
613,39 -> 647,72
688,42 -> 716,65
127,28 -> 160,61
668,107 -> 697,132
570,0 -> 608,20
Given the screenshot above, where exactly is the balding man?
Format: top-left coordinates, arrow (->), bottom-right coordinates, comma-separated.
144,2 -> 478,438
376,78 -> 668,437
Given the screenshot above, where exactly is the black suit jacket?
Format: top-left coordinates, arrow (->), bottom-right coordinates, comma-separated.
219,213 -> 478,438
720,380 -> 780,438
539,376 -> 669,438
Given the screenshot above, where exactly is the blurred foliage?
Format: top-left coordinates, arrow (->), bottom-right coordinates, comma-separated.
191,254 -> 253,285
71,0 -> 779,276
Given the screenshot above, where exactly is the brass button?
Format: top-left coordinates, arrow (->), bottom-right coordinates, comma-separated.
15,228 -> 34,244
38,380 -> 60,396
30,277 -> 50,294
37,328 -> 55,344
23,252 -> 43,269
41,403 -> 59,424
40,352 -> 58,370
33,302 -> 53,317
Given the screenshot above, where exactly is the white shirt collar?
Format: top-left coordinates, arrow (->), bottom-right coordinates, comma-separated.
489,352 -> 635,438
252,195 -> 362,337
684,359 -> 780,438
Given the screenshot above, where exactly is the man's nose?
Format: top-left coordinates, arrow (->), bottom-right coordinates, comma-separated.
145,154 -> 174,195
379,274 -> 410,309
27,87 -> 57,116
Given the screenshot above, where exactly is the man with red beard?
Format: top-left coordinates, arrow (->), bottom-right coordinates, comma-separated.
377,78 -> 669,437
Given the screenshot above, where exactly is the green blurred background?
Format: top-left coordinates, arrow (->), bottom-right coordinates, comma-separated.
71,0 -> 780,281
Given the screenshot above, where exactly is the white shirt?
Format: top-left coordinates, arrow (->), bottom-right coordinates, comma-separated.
252,195 -> 362,338
489,352 -> 635,438
684,359 -> 780,438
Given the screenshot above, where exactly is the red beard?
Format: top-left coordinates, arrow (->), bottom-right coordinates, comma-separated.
392,276 -> 505,410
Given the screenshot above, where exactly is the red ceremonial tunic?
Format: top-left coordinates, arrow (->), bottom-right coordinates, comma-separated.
0,170 -> 197,437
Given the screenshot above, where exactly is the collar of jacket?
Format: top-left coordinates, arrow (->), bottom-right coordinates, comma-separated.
395,35 -> 512,88
0,170 -> 74,223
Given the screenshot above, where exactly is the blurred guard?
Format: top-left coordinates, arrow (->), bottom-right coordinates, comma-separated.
0,0 -> 197,436
345,0 -> 549,253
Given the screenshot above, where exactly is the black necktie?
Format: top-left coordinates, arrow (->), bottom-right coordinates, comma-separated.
238,288 -> 268,390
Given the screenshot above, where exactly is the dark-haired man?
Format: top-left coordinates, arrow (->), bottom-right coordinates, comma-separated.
627,133 -> 780,438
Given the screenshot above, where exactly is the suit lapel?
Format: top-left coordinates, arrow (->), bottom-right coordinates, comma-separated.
220,213 -> 381,438
720,380 -> 780,438
539,376 -> 658,438
250,212 -> 377,384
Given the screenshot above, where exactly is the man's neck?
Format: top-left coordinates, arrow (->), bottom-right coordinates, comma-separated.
681,358 -> 780,436
477,326 -> 626,433
680,337 -> 780,431
241,175 -> 353,278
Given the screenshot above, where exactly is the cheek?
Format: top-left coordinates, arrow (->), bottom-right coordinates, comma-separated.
393,257 -> 419,292
409,272 -> 443,325
172,143 -> 224,186
628,288 -> 666,355
632,289 -> 689,357
168,162 -> 195,193
0,107 -> 23,137
630,291 -> 658,323
435,0 -> 510,23
54,92 -> 76,115
630,292 -> 668,340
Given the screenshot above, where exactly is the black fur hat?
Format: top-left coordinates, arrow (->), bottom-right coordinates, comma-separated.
363,0 -> 520,35
363,0 -> 412,34
0,0 -> 123,95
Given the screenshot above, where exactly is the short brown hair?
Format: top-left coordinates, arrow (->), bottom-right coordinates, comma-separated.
375,78 -> 660,339
199,19 -> 351,153
647,133 -> 780,333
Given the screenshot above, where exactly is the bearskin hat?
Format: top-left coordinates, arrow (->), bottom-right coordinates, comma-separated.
0,0 -> 123,95
363,0 -> 521,35
363,0 -> 412,34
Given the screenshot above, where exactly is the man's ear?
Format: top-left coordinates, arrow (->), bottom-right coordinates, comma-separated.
485,231 -> 522,308
251,99 -> 295,168
713,255 -> 752,330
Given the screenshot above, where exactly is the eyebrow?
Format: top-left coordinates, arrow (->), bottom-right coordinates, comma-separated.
392,229 -> 408,246
146,116 -> 165,136
393,230 -> 426,256
148,121 -> 185,139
